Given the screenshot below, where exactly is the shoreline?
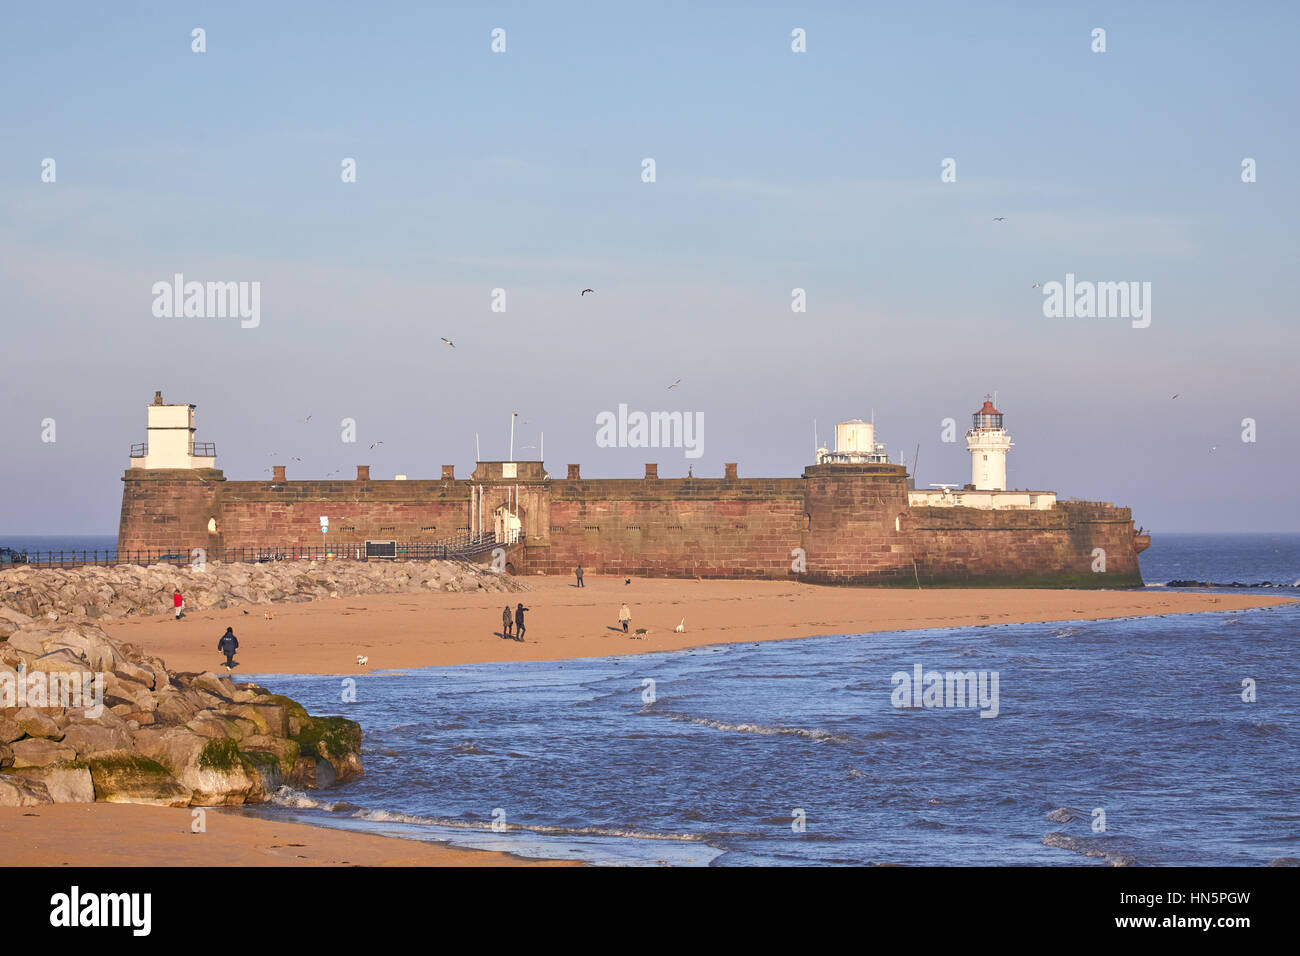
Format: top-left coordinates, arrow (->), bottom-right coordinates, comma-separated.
9,578 -> 1293,867
101,575 -> 1295,676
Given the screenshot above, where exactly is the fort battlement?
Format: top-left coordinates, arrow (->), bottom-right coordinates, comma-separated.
116,397 -> 1146,587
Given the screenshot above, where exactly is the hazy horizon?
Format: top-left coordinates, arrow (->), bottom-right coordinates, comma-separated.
3,1 -> 1298,535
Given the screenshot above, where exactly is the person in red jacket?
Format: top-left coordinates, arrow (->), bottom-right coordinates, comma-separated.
173,589 -> 184,620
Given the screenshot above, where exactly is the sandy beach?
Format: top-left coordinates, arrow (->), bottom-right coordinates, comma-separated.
102,575 -> 1293,676
0,803 -> 573,866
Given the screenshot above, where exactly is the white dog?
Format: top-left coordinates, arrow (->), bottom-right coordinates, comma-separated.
356,655 -> 369,666
674,617 -> 686,633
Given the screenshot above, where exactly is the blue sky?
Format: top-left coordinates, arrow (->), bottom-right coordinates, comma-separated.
2,0 -> 1298,533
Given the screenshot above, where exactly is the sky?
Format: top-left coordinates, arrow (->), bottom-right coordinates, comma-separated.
1,1 -> 1297,534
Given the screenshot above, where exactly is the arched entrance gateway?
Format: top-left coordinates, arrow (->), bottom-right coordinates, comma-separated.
493,504 -> 522,545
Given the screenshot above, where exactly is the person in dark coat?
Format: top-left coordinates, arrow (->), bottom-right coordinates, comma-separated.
217,627 -> 239,668
575,564 -> 584,588
501,605 -> 513,639
514,603 -> 530,641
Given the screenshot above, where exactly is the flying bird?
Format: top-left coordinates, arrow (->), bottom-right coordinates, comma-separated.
580,288 -> 594,296
304,415 -> 312,424
1031,283 -> 1041,289
1171,394 -> 1180,400
993,217 -> 1007,222
369,441 -> 384,450
1210,445 -> 1218,453
667,379 -> 681,390
441,337 -> 454,348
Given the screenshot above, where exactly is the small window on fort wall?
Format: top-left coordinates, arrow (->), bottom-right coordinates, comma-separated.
502,463 -> 518,479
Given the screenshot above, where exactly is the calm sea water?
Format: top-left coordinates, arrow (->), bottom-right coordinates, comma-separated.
0,534 -> 118,554
235,534 -> 1299,866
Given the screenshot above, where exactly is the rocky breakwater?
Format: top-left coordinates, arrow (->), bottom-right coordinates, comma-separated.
0,557 -> 526,623
0,607 -> 361,807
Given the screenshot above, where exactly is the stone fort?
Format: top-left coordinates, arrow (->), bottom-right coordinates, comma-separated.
117,394 -> 1149,587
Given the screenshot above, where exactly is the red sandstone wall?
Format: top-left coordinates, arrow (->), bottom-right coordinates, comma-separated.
801,471 -> 913,583
520,478 -> 806,579
117,471 -> 224,554
117,468 -> 1143,586
902,501 -> 1141,586
216,480 -> 472,548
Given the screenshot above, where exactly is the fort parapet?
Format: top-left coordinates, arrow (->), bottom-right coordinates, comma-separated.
118,443 -> 1145,588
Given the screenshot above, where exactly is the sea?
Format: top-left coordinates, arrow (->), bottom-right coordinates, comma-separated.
6,532 -> 1298,865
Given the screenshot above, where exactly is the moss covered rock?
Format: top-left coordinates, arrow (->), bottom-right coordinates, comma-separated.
87,751 -> 191,807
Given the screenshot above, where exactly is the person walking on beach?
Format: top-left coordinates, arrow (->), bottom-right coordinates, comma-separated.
515,603 -> 530,641
575,563 -> 584,588
217,627 -> 239,668
618,602 -> 632,634
172,589 -> 184,620
501,605 -> 513,639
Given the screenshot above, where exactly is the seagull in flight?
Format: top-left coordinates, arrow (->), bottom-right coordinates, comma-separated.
1031,282 -> 1041,289
580,288 -> 594,296
993,217 -> 1007,222
667,379 -> 681,390
1171,394 -> 1180,400
369,441 -> 384,450
441,337 -> 455,348
303,414 -> 312,423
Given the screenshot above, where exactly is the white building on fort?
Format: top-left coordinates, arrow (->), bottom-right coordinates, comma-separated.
819,398 -> 1056,512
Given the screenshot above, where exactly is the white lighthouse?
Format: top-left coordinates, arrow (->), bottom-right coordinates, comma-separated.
965,396 -> 1012,490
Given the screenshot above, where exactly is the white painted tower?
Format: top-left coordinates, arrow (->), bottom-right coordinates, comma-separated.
965,396 -> 1012,490
129,391 -> 217,470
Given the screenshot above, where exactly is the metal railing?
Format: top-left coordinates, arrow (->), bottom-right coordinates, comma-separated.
126,441 -> 217,459
7,532 -> 519,570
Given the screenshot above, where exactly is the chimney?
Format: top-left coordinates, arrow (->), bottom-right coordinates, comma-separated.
724,462 -> 738,480
567,464 -> 581,480
644,463 -> 658,479
272,465 -> 286,483
356,465 -> 370,481
441,464 -> 455,480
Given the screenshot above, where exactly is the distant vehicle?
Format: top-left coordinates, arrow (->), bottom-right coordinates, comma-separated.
0,547 -> 29,567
